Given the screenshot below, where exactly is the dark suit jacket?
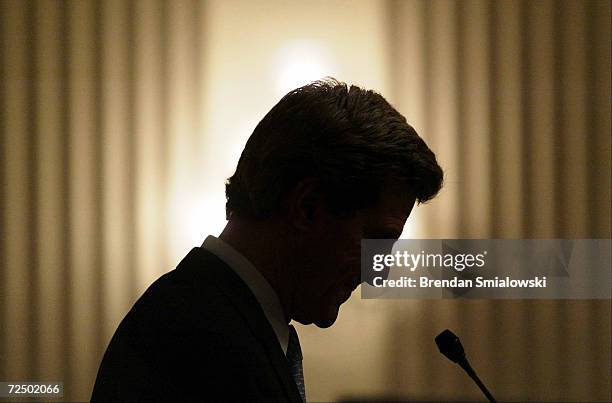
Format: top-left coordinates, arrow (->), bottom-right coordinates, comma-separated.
91,247 -> 303,402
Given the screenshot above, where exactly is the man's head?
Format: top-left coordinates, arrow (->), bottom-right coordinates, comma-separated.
225,78 -> 443,327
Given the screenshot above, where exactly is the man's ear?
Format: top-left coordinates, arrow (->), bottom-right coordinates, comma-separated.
283,178 -> 326,230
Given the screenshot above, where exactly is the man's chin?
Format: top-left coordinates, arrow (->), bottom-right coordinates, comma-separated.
314,319 -> 335,328
294,306 -> 339,328
314,306 -> 340,328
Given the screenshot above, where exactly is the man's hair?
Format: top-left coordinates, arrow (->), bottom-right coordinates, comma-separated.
225,78 -> 443,219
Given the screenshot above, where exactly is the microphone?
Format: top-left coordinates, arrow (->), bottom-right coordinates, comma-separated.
435,329 -> 497,403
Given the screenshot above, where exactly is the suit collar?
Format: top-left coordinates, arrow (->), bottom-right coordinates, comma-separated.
201,235 -> 290,354
177,247 -> 303,403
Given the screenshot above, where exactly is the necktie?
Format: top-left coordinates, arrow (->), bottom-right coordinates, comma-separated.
287,325 -> 306,402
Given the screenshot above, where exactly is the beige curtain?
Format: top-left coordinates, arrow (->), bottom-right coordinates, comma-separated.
385,0 -> 611,401
1,0 -> 610,401
1,0 -> 206,399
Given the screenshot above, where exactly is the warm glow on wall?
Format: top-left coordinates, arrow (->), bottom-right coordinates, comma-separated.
185,194 -> 228,245
274,40 -> 337,97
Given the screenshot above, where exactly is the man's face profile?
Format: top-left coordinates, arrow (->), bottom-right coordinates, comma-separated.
288,183 -> 416,328
222,79 -> 443,328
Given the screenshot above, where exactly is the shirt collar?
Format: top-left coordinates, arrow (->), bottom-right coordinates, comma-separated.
201,235 -> 289,354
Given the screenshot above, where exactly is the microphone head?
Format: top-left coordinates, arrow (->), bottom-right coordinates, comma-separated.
435,329 -> 466,364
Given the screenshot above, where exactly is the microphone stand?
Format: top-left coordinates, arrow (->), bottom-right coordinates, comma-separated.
457,355 -> 496,403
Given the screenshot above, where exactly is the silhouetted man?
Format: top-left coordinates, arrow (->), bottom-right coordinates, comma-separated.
91,78 -> 443,402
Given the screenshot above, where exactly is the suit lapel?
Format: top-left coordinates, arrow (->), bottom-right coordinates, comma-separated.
178,248 -> 303,403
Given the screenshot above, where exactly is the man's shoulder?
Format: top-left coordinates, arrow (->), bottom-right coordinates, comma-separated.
92,247 -> 298,402
128,247 -> 251,336
98,247 -> 265,383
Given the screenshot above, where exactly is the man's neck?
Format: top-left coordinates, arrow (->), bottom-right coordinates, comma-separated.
219,218 -> 293,324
